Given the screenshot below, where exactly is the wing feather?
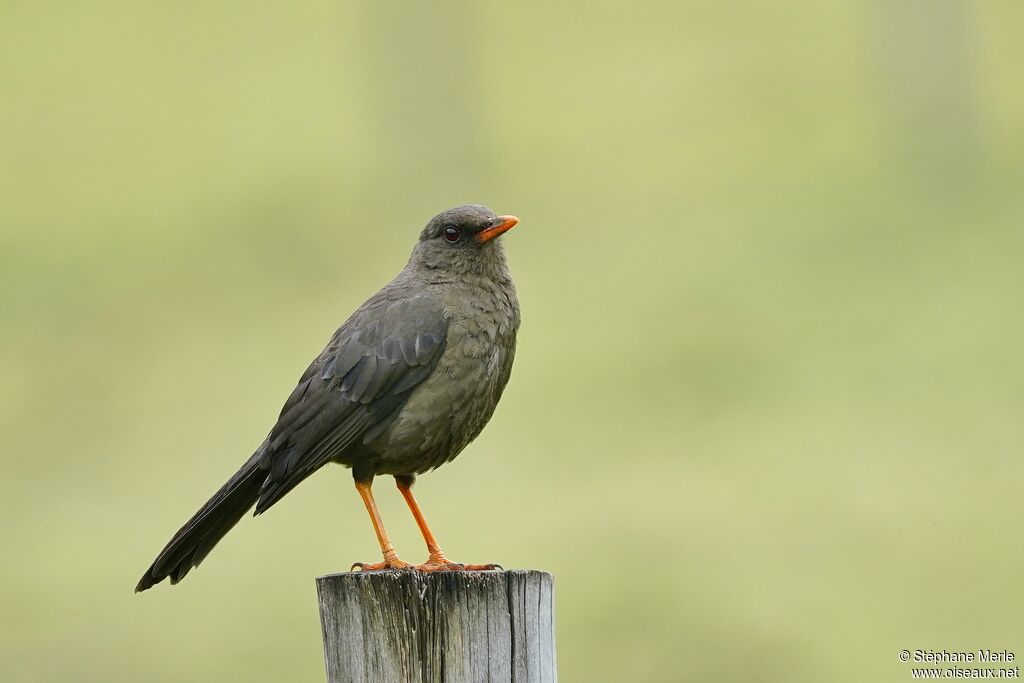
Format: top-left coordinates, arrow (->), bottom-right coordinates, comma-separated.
253,291 -> 448,514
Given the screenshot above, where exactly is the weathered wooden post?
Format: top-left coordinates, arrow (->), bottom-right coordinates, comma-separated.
316,570 -> 556,682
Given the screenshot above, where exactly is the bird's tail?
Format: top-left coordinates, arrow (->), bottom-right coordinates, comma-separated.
135,445 -> 268,592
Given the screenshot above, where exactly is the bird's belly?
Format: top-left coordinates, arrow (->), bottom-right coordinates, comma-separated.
368,333 -> 513,475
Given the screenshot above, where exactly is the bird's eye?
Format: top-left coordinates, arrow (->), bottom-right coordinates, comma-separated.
443,226 -> 462,243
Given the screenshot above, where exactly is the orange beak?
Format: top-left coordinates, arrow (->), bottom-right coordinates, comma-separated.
477,215 -> 519,243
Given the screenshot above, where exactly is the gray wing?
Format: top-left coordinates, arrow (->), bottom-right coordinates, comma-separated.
253,291 -> 448,514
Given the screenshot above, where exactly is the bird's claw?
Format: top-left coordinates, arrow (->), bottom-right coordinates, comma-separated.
411,558 -> 503,572
351,557 -> 411,572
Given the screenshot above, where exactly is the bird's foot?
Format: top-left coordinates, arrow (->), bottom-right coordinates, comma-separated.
351,552 -> 411,572
412,553 -> 503,572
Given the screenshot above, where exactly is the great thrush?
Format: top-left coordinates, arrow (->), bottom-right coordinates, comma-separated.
136,205 -> 520,591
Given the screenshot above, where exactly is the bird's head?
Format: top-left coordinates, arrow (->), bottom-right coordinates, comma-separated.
411,205 -> 519,277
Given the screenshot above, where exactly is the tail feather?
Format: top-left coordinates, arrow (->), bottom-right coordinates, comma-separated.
136,447 -> 268,592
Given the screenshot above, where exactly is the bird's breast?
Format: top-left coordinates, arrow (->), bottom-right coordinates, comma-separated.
369,282 -> 519,473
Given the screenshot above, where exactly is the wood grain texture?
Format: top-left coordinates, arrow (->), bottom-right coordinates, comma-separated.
316,570 -> 556,683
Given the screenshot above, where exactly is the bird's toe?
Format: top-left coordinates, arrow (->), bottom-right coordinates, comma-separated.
412,558 -> 502,572
351,557 -> 411,572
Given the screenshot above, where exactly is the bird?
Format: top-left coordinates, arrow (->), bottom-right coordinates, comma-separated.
136,205 -> 521,591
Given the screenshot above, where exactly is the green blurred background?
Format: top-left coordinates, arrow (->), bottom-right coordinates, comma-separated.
2,1 -> 1022,681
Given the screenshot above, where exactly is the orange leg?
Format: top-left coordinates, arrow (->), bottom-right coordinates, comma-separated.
351,479 -> 410,571
395,475 -> 501,572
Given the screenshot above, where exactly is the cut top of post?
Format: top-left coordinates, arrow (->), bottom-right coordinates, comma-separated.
316,569 -> 556,683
